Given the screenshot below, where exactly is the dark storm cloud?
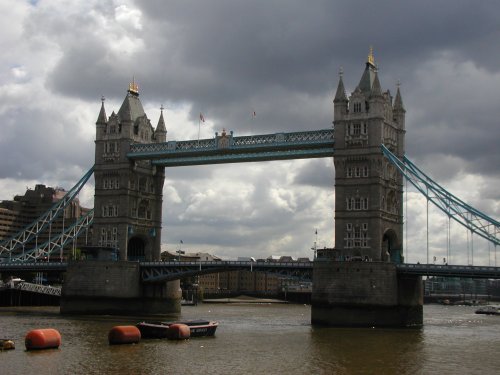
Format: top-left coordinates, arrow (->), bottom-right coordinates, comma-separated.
293,159 -> 334,188
0,106 -> 93,181
43,0 -> 500,160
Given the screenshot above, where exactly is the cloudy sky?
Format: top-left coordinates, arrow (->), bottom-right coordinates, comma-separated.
1,0 -> 498,264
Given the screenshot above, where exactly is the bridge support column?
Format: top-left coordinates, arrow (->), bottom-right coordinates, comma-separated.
311,261 -> 422,327
60,261 -> 181,315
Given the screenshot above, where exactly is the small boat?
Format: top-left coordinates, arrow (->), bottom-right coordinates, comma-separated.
136,321 -> 169,339
1,339 -> 15,350
475,306 -> 500,315
136,320 -> 218,339
175,320 -> 218,337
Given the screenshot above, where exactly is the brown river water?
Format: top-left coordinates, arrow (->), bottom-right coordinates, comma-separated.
1,303 -> 499,374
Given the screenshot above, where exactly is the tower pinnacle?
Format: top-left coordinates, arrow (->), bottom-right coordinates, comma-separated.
96,96 -> 107,125
128,77 -> 139,96
367,46 -> 375,67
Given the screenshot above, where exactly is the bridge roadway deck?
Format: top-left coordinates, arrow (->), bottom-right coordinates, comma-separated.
1,262 -> 499,282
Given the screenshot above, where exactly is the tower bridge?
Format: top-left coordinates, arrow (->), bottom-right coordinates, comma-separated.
0,51 -> 499,326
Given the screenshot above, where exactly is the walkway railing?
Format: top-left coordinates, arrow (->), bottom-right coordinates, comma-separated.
128,129 -> 335,166
15,282 -> 61,296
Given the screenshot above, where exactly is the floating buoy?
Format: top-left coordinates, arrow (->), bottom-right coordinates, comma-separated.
25,329 -> 61,350
167,323 -> 190,340
1,339 -> 15,350
108,325 -> 141,345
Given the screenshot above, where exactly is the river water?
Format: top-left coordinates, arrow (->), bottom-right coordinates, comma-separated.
1,303 -> 499,374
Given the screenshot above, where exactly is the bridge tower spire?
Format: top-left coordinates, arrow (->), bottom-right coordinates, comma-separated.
92,82 -> 165,261
333,50 -> 406,262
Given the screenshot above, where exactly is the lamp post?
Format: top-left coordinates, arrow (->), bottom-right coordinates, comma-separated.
177,240 -> 184,261
311,229 -> 318,259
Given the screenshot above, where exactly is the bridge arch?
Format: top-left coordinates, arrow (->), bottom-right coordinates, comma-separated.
128,236 -> 147,261
382,229 -> 402,263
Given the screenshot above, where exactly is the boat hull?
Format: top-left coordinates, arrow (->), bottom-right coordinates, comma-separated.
136,320 -> 218,339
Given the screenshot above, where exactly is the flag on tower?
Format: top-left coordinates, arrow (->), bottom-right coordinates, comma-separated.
199,113 -> 205,123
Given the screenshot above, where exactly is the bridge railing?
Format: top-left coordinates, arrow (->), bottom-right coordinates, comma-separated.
128,129 -> 334,157
15,282 -> 61,296
139,260 -> 314,282
396,263 -> 500,278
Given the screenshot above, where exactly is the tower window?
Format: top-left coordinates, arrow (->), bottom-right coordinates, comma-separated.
347,197 -> 369,211
353,103 -> 362,113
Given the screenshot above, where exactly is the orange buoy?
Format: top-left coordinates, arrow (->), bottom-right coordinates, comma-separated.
108,325 -> 141,345
167,323 -> 190,340
25,329 -> 61,350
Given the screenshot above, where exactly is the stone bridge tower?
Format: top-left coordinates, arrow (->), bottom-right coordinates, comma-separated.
93,83 -> 166,261
311,51 -> 421,328
333,49 -> 406,262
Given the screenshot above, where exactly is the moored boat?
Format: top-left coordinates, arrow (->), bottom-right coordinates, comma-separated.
475,305 -> 500,315
1,339 -> 15,350
170,320 -> 218,337
136,321 -> 169,339
136,320 -> 218,339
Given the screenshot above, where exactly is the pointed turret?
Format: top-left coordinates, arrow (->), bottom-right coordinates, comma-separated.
333,68 -> 348,122
334,68 -> 348,103
393,82 -> 406,138
357,47 -> 377,94
95,96 -> 108,141
117,80 -> 146,123
393,84 -> 405,112
96,96 -> 107,125
155,106 -> 167,143
371,72 -> 383,97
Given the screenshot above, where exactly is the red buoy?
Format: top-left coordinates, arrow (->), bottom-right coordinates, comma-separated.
25,329 -> 61,350
167,323 -> 190,340
108,325 -> 141,345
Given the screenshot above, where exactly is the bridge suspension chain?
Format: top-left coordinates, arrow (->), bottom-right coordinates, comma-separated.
382,145 -> 500,247
0,167 -> 94,259
9,209 -> 94,263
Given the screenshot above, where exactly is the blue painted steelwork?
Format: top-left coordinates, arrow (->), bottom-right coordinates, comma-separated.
127,129 -> 334,166
7,209 -> 94,263
1,261 -> 499,280
139,260 -> 314,282
0,262 -> 68,272
137,261 -> 500,283
382,145 -> 500,247
152,148 -> 334,167
395,263 -> 500,279
0,167 -> 94,261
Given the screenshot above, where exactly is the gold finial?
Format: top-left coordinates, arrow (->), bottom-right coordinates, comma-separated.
128,76 -> 139,95
160,104 -> 164,113
101,95 -> 105,103
367,46 -> 375,66
339,66 -> 344,78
